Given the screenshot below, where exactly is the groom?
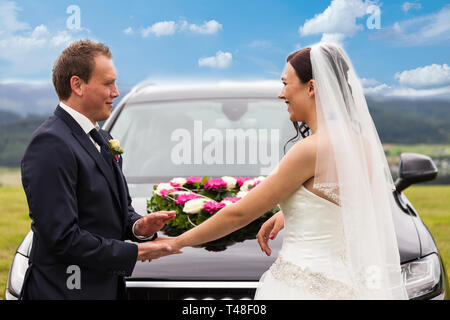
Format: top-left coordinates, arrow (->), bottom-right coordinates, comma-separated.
20,40 -> 178,300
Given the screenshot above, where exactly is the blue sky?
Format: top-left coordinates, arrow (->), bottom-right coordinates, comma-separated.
0,0 -> 449,100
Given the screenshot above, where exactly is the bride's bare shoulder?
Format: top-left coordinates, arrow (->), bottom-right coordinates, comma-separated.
278,134 -> 317,178
287,134 -> 318,159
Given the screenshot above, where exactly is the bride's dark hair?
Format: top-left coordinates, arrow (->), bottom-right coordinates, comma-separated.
284,47 -> 313,153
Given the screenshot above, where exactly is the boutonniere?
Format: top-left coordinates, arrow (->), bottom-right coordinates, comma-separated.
108,139 -> 123,162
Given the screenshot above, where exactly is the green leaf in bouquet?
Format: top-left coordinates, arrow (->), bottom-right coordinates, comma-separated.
195,211 -> 210,225
223,191 -> 235,199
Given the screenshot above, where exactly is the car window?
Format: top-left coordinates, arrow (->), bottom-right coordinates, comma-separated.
109,99 -> 298,181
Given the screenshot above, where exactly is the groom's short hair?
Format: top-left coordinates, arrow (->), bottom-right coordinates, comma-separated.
52,39 -> 112,100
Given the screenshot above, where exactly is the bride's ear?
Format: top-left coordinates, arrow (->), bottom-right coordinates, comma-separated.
307,80 -> 315,98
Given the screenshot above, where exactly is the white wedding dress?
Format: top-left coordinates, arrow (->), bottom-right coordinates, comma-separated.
254,184 -> 358,300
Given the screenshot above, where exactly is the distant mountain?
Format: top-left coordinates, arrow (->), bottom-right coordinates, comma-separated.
0,82 -> 449,168
0,115 -> 49,167
366,96 -> 450,143
0,110 -> 22,125
0,82 -> 59,116
0,82 -> 130,116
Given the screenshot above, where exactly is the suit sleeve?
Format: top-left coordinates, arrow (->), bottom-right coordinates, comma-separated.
21,132 -> 138,276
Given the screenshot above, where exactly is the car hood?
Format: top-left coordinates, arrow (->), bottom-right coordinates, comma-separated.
127,183 -> 421,281
127,183 -> 281,281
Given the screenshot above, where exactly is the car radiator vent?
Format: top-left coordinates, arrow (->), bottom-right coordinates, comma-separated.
126,281 -> 258,300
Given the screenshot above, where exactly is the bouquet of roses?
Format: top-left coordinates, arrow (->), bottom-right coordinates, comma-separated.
147,176 -> 279,251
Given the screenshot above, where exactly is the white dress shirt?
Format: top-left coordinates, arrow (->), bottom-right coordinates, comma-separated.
59,102 -> 151,240
59,102 -> 101,152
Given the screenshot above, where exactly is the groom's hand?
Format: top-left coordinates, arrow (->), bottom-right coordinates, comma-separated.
137,237 -> 182,262
134,211 -> 176,238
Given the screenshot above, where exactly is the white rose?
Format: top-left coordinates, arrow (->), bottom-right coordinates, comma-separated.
170,177 -> 187,186
156,183 -> 172,191
172,191 -> 190,196
109,139 -> 120,150
221,176 -> 237,190
183,198 -> 208,214
241,179 -> 255,191
236,190 -> 249,198
221,200 -> 234,206
254,176 -> 266,183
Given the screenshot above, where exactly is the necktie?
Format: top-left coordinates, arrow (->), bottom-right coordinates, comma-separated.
89,128 -> 113,166
90,128 -> 125,211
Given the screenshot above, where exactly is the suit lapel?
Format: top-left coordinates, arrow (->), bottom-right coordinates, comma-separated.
100,130 -> 129,229
54,106 -> 123,211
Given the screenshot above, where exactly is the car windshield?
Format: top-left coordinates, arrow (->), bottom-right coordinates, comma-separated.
109,98 -> 297,182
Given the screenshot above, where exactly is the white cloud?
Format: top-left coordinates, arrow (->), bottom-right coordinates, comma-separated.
387,85 -> 450,98
0,0 -> 29,33
394,64 -> 450,88
141,21 -> 176,37
363,82 -> 450,99
0,2 -> 86,77
137,19 -> 222,38
299,0 -> 374,44
320,33 -> 346,46
189,20 -> 222,34
402,2 -> 422,14
123,27 -> 134,35
0,25 -> 73,58
50,30 -> 73,47
364,83 -> 390,95
198,51 -> 232,69
248,40 -> 272,48
372,5 -> 450,46
360,78 -> 382,87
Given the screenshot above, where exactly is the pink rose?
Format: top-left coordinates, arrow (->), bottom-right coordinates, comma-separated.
159,189 -> 172,198
222,197 -> 241,203
186,176 -> 202,184
176,193 -> 201,205
203,201 -> 226,214
251,180 -> 261,188
204,178 -> 227,190
236,177 -> 252,187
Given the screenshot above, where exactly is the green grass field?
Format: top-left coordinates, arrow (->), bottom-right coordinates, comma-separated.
403,186 -> 450,278
384,143 -> 450,158
0,169 -> 449,300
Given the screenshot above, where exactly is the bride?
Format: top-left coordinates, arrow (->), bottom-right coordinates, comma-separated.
157,42 -> 408,300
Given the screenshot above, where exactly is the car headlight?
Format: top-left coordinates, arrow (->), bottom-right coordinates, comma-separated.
7,252 -> 29,298
7,232 -> 33,299
401,253 -> 442,299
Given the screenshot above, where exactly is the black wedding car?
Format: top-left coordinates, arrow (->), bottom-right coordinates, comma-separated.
6,82 -> 448,300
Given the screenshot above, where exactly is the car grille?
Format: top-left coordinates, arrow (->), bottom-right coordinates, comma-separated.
126,281 -> 257,300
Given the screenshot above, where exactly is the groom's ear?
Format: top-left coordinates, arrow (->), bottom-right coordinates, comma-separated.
70,75 -> 84,97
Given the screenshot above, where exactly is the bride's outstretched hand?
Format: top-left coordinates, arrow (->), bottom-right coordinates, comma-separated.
153,237 -> 183,255
257,211 -> 284,256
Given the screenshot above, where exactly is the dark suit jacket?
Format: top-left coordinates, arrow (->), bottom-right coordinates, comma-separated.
19,105 -> 149,300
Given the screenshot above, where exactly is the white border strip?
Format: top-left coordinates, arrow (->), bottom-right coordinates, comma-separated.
126,281 -> 259,289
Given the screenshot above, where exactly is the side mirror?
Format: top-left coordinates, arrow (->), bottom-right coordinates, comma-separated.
395,153 -> 438,192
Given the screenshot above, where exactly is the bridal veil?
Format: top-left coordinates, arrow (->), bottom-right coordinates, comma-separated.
310,43 -> 408,299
